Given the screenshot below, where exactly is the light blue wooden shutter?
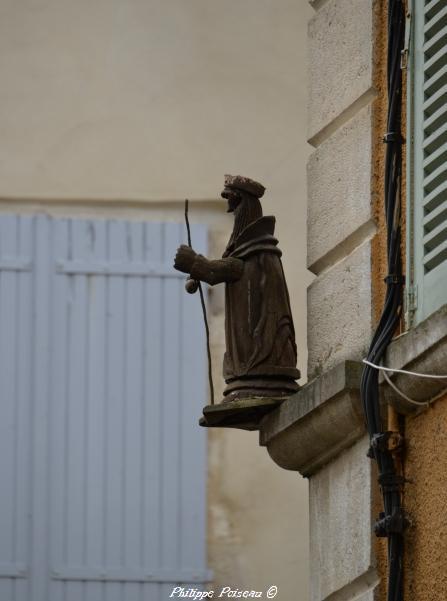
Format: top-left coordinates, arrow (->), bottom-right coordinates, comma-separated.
409,0 -> 447,324
0,216 -> 33,601
0,215 -> 210,601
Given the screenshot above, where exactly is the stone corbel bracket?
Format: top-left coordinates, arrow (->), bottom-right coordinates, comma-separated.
384,305 -> 447,415
259,361 -> 365,477
259,305 -> 447,477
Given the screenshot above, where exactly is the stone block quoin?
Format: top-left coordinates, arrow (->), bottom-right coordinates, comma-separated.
307,0 -> 378,378
307,0 -> 375,143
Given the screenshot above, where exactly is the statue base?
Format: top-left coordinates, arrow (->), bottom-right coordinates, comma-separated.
199,396 -> 287,431
222,376 -> 299,402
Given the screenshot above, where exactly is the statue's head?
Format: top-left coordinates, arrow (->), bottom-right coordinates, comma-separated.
221,175 -> 265,214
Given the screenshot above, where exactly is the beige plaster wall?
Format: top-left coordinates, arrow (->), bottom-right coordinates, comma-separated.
0,1 -> 312,598
403,395 -> 447,601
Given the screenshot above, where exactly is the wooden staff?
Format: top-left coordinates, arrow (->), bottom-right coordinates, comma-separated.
184,199 -> 215,405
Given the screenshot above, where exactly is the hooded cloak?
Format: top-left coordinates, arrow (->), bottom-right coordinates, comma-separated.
222,215 -> 299,389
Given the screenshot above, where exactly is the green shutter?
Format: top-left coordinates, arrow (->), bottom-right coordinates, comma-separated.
408,0 -> 447,325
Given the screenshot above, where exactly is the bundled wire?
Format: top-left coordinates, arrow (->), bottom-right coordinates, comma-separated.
360,1 -> 406,600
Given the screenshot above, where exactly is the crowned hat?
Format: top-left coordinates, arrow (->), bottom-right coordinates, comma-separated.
223,174 -> 266,199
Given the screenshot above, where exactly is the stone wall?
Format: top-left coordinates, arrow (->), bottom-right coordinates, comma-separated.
263,3 -> 447,600
307,0 -> 379,380
305,0 -> 382,599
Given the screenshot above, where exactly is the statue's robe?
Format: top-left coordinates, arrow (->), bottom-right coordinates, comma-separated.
189,215 -> 299,399
221,216 -> 299,397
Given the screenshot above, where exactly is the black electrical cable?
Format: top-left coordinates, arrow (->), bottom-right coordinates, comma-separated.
360,1 -> 406,601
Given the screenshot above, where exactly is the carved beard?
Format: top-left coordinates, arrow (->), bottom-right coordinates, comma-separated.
224,196 -> 263,257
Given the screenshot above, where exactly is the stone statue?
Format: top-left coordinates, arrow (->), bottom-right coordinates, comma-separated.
174,175 -> 300,428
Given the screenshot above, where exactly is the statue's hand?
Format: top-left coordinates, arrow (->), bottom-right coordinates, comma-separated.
174,245 -> 197,274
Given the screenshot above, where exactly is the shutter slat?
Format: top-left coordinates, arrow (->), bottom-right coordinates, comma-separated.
422,121 -> 447,154
423,239 -> 447,272
423,219 -> 447,252
423,23 -> 447,57
423,161 -> 447,193
423,198 -> 447,231
422,180 -> 447,213
423,102 -> 447,137
423,141 -> 447,173
424,45 -> 447,79
425,0 -> 444,20
423,64 -> 447,97
424,6 -> 447,39
423,82 -> 447,116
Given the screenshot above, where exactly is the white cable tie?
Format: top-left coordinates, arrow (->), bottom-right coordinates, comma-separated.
382,369 -> 429,407
362,359 -> 447,380
362,358 -> 447,408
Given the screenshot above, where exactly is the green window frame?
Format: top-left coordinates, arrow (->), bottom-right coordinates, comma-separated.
407,0 -> 447,326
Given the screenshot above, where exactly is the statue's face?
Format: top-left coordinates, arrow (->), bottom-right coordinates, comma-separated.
221,188 -> 242,213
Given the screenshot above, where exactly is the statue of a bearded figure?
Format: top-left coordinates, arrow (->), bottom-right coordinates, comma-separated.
174,175 -> 300,428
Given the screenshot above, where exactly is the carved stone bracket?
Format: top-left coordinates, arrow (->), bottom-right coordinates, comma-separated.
259,361 -> 365,477
260,304 -> 447,477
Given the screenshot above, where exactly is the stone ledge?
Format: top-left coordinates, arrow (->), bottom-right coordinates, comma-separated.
259,361 -> 365,476
259,305 -> 447,478
383,304 -> 447,414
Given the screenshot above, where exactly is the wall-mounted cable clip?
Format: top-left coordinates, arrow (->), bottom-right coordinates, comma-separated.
383,132 -> 403,144
367,431 -> 404,458
375,508 -> 409,537
378,472 -> 406,494
384,274 -> 406,285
